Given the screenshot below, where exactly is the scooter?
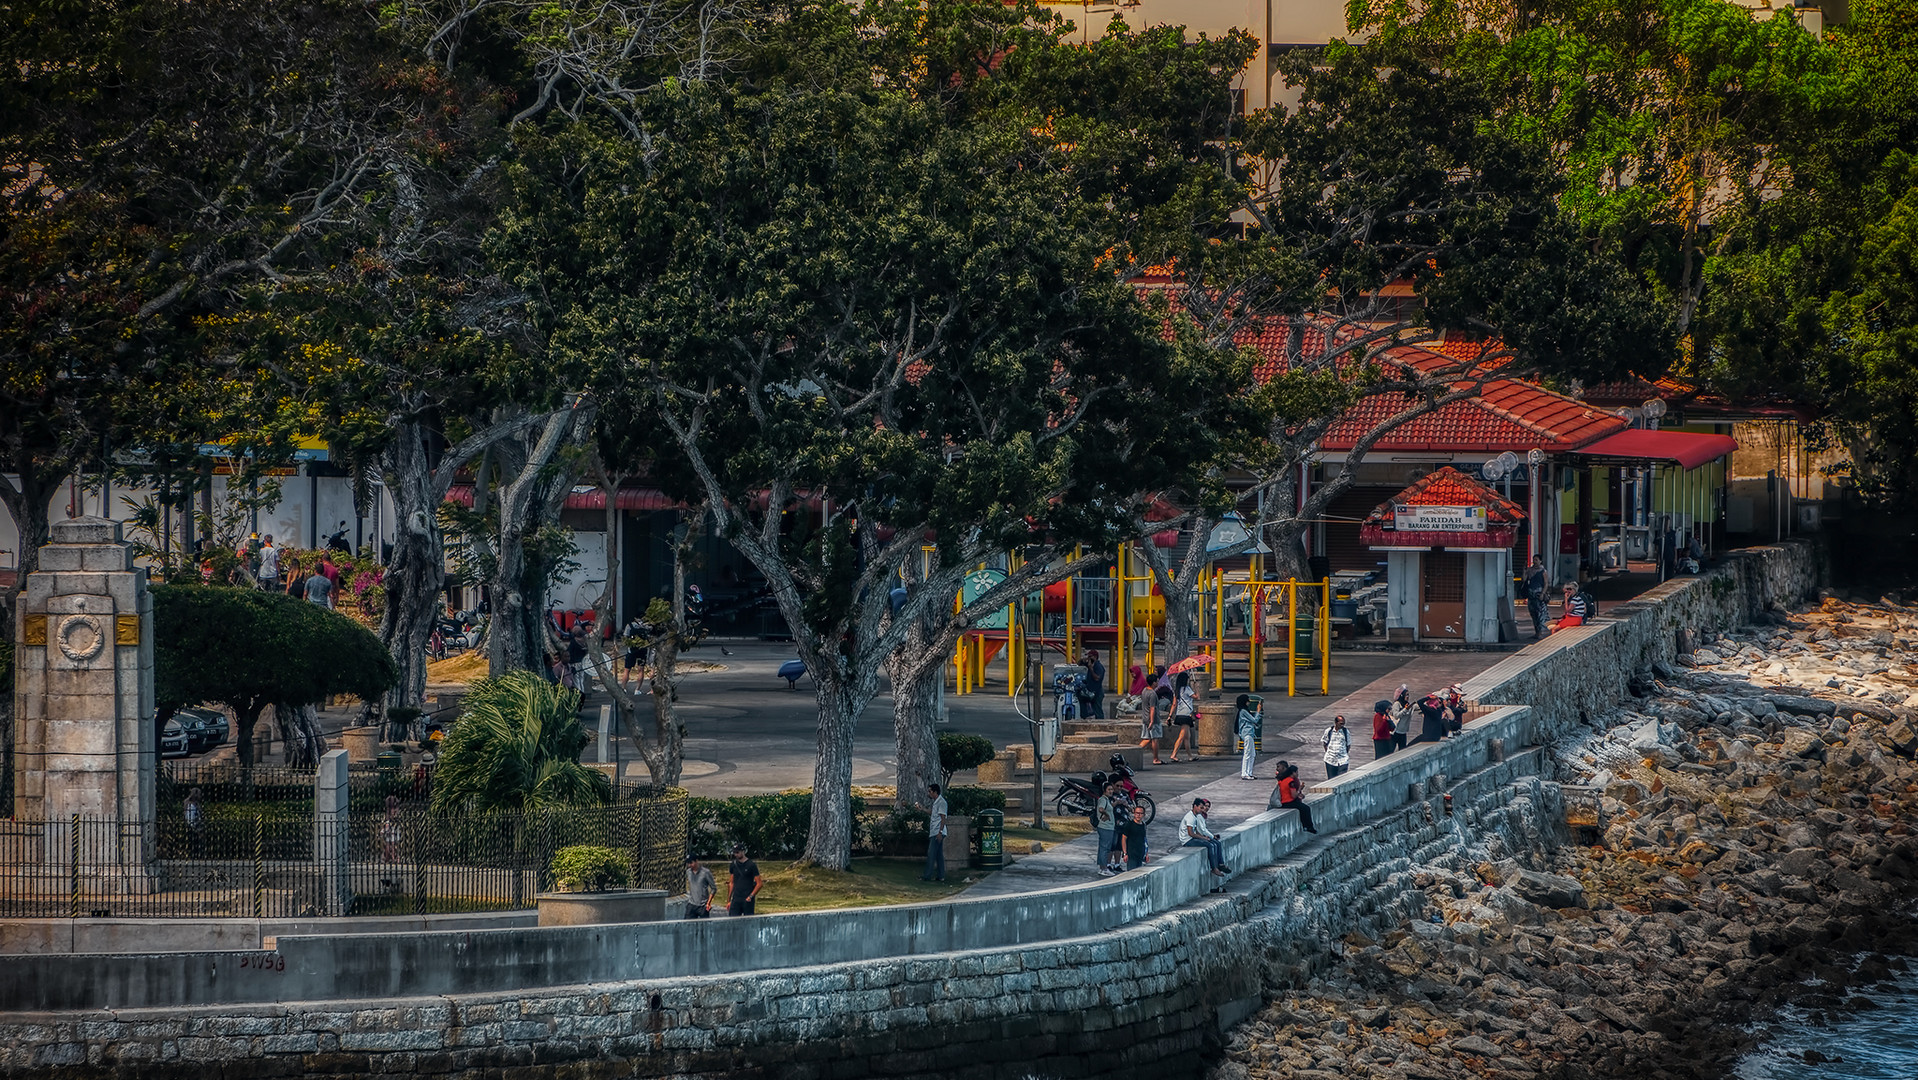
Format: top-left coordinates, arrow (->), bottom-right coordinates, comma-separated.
1053,761 -> 1157,825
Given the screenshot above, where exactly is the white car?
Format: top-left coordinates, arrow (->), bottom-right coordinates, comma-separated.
160,719 -> 190,758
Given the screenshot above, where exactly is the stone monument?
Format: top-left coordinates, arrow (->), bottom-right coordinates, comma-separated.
11,517 -> 155,829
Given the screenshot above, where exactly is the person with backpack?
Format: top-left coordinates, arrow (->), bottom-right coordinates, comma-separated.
1556,583 -> 1592,631
1081,649 -> 1106,719
1268,760 -> 1316,833
1137,669 -> 1166,764
1523,555 -> 1549,637
1321,714 -> 1353,778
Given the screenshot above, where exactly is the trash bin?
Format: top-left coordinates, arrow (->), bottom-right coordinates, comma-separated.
376,750 -> 403,782
1293,618 -> 1317,663
975,808 -> 1004,870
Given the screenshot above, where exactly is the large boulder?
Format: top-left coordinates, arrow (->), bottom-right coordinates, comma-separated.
1770,694 -> 1837,718
1508,868 -> 1587,909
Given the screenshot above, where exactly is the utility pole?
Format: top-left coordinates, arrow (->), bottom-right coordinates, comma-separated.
1027,655 -> 1048,831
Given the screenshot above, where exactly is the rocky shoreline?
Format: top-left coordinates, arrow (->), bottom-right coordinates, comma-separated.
1214,595 -> 1918,1080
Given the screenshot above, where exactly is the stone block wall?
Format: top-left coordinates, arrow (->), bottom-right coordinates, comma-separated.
0,756 -> 1557,1080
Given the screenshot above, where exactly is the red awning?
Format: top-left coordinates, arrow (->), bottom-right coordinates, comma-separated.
1567,430 -> 1737,470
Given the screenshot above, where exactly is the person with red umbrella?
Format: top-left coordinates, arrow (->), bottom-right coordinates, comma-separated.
1166,670 -> 1199,763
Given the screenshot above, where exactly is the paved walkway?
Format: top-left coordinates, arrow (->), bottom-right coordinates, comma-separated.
958,650 -> 1504,898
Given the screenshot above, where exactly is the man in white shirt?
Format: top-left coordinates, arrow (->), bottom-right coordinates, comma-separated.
922,783 -> 949,883
257,535 -> 279,589
1180,798 -> 1227,876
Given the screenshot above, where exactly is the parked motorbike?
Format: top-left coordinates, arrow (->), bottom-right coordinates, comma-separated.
1053,756 -> 1157,824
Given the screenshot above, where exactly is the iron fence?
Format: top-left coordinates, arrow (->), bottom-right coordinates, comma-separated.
0,792 -> 688,919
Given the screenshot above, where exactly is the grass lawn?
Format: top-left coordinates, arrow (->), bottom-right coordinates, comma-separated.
745,858 -> 977,912
1004,817 -> 1092,849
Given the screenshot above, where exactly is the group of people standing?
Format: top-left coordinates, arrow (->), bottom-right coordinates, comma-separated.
245,534 -> 340,608
1368,683 -> 1470,760
1131,665 -> 1200,764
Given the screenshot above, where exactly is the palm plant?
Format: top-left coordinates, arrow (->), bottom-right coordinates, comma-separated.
430,671 -> 611,813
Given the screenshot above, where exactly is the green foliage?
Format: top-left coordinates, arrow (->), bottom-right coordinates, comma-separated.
429,671 -> 611,814
549,845 -> 633,893
866,808 -> 930,854
936,733 -> 998,786
942,786 -> 1006,819
152,584 -> 397,713
687,792 -> 869,859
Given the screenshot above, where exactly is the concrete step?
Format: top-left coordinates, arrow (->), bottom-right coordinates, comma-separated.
1060,733 -> 1117,745
1062,720 -> 1135,737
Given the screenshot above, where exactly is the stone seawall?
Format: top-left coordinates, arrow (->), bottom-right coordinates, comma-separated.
0,755 -> 1558,1080
0,540 -> 1823,1079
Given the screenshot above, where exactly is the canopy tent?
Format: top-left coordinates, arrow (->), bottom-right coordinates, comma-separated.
1564,430 -> 1737,469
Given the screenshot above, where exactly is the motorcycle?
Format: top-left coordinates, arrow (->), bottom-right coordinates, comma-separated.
322,522 -> 353,554
1053,756 -> 1157,825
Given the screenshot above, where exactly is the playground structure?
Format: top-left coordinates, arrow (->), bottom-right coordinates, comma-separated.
950,544 -> 1333,701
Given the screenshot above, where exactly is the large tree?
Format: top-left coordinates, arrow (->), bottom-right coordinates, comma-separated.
499,0 -> 1229,868
1127,20 -> 1674,662
153,586 -> 397,768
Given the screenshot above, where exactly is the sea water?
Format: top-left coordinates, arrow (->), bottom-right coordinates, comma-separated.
1734,968 -> 1918,1080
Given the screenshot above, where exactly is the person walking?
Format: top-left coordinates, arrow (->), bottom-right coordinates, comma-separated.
1235,693 -> 1262,779
1082,649 -> 1106,719
1180,798 -> 1228,876
727,845 -> 762,916
1321,714 -> 1352,778
1138,670 -> 1166,764
1117,803 -> 1149,870
922,784 -> 948,883
1166,671 -> 1198,763
1093,782 -> 1120,877
256,535 -> 279,590
305,567 -> 335,608
1372,702 -> 1396,760
1269,761 -> 1316,833
684,856 -> 716,918
1523,555 -> 1549,638
183,787 -> 205,857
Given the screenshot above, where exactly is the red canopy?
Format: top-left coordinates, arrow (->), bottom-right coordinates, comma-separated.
1567,430 -> 1737,470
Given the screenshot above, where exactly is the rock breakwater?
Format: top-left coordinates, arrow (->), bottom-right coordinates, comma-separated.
1215,596 -> 1918,1080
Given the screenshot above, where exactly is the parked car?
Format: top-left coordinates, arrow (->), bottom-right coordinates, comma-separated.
160,720 -> 190,758
177,708 -> 229,752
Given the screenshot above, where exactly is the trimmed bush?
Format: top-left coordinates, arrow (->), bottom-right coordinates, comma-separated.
550,845 -> 632,892
943,785 -> 1006,818
866,808 -> 929,856
937,732 -> 998,785
687,791 -> 869,859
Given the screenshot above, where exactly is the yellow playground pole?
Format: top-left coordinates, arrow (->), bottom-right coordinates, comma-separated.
1286,579 -> 1298,699
1115,545 -> 1129,695
1212,573 -> 1225,687
1064,547 -> 1077,664
1320,579 -> 1332,696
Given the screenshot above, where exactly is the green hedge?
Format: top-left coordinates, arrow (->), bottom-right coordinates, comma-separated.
687,791 -> 869,859
943,786 -> 1006,818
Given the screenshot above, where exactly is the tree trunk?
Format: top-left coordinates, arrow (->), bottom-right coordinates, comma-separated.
888,645 -> 940,812
805,673 -> 861,871
644,625 -> 684,788
236,703 -> 268,770
273,702 -> 327,767
378,424 -> 441,720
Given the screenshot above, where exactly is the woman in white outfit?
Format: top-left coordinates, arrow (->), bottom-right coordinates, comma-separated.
1235,694 -> 1262,779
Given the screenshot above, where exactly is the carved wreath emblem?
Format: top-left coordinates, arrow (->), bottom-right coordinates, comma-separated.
56,614 -> 107,663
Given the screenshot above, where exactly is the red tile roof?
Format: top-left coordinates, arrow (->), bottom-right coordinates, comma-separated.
1360,466 -> 1527,525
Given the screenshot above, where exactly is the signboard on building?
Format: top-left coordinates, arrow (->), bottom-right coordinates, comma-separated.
1394,504 -> 1487,532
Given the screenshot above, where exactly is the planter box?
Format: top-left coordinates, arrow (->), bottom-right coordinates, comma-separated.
1196,704 -> 1235,755
535,889 -> 669,926
341,727 -> 381,764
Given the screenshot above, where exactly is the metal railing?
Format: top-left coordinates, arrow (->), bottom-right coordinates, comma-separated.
0,792 -> 688,919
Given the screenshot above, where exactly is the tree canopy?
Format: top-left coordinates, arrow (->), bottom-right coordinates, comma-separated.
153,585 -> 397,766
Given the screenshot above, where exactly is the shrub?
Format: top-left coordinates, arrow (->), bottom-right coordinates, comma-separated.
943,786 -> 1006,818
687,791 -> 868,858
937,732 -> 999,785
550,845 -> 632,892
866,808 -> 929,856
431,672 -> 610,814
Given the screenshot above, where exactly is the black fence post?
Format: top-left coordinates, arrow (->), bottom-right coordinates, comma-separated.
252,814 -> 265,918
69,815 -> 80,920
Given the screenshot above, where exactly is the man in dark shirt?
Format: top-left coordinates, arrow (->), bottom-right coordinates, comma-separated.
727,845 -> 762,916
1116,804 -> 1149,870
